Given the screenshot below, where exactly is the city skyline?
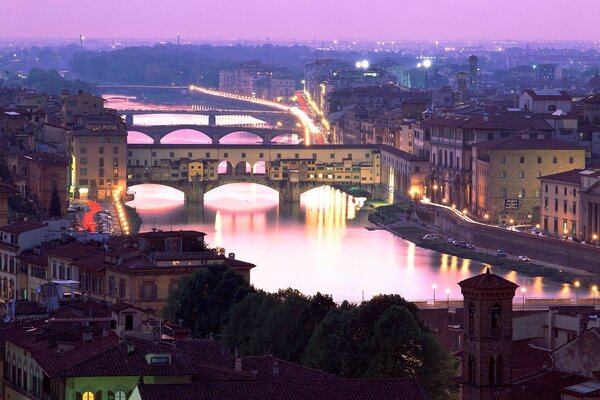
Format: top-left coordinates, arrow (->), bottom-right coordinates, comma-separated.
3,0 -> 600,42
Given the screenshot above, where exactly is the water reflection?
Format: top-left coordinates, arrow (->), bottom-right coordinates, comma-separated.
127,183 -> 565,302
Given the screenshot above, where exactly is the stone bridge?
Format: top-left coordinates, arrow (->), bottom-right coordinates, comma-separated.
129,175 -> 335,203
128,124 -> 303,145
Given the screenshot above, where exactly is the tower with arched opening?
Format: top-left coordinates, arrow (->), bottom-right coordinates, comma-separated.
458,267 -> 518,400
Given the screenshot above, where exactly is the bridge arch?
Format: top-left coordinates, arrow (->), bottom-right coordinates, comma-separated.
125,183 -> 185,210
218,161 -> 234,175
253,161 -> 266,175
160,129 -> 212,144
234,161 -> 252,175
219,131 -> 264,145
127,131 -> 154,144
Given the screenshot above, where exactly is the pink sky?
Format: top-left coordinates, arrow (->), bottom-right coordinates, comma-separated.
2,0 -> 599,41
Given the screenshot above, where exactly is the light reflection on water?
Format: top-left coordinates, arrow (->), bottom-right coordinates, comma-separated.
127,183 -> 566,302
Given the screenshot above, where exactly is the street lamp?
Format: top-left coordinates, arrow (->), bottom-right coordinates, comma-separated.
509,218 -> 514,225
484,213 -> 489,224
521,287 -> 526,310
432,283 -> 437,306
593,233 -> 598,247
593,285 -> 598,307
446,288 -> 451,308
574,280 -> 580,303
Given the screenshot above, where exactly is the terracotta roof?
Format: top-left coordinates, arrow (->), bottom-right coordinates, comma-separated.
45,241 -> 104,261
230,355 -> 338,381
60,338 -> 244,380
523,89 -> 572,101
458,268 -> 519,290
510,339 -> 552,381
0,221 -> 47,235
539,169 -> 585,184
512,371 -> 588,400
135,379 -> 431,400
17,250 -> 48,267
473,136 -> 585,151
0,180 -> 19,193
0,319 -> 119,377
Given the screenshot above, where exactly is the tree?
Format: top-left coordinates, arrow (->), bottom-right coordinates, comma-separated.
162,264 -> 253,338
49,187 -> 62,217
303,295 -> 457,400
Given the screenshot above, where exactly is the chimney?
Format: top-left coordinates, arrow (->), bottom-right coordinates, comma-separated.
228,252 -> 235,259
127,342 -> 135,354
235,357 -> 243,372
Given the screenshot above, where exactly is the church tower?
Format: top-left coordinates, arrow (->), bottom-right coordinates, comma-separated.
459,268 -> 518,400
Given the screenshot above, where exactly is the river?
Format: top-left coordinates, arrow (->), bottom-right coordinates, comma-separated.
105,95 -> 571,302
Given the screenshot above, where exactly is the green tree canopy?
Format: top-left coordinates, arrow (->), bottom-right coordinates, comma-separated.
162,264 -> 253,338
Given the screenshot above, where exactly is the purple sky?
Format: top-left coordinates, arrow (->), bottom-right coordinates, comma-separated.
3,0 -> 599,41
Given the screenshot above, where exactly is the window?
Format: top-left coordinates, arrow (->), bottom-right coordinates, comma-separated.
573,202 -> 577,215
519,156 -> 525,164
169,152 -> 175,158
537,170 -> 542,178
519,171 -> 524,178
563,200 -> 567,213
150,356 -> 170,365
554,199 -> 558,212
83,392 -> 95,400
535,188 -> 540,198
241,153 -> 246,158
545,184 -> 548,193
569,157 -> 574,164
553,156 -> 558,164
80,158 -> 87,165
205,152 -> 210,158
115,391 -> 126,400
152,151 -> 157,157
491,303 -> 501,332
113,158 -> 119,167
80,147 -> 87,154
79,168 -> 87,176
500,156 -> 506,164
99,147 -> 104,154
330,153 -> 335,159
113,146 -> 119,154
468,354 -> 475,383
468,303 -> 475,334
500,171 -> 506,178
537,156 -> 542,164
188,152 -> 193,158
500,188 -> 507,198
518,188 -> 525,198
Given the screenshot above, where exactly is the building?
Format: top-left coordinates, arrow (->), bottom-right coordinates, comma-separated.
380,146 -> 430,202
472,136 -> 586,224
458,268 -> 518,400
68,116 -> 128,200
61,91 -> 105,125
0,221 -> 49,302
538,169 -> 600,239
518,90 -> 573,114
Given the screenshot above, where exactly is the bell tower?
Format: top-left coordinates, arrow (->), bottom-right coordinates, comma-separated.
459,268 -> 518,400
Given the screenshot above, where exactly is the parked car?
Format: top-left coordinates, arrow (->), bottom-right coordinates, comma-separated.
465,243 -> 475,249
445,238 -> 455,244
496,250 -> 507,257
422,234 -> 442,241
518,255 -> 530,262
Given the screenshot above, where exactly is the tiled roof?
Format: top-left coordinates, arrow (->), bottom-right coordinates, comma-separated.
60,338 -> 244,380
0,221 -> 47,234
46,241 -> 104,261
18,250 -> 48,267
473,136 -> 585,151
230,355 -> 338,381
0,180 -> 18,193
458,268 -> 519,290
539,169 -> 585,184
511,339 -> 552,381
512,371 -> 588,400
136,379 -> 431,400
524,89 -> 572,101
0,319 -> 120,377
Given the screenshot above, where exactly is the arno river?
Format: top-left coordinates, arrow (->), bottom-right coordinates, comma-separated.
109,95 -> 569,302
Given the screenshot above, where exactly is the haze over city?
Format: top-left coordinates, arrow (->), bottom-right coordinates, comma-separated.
3,0 -> 600,41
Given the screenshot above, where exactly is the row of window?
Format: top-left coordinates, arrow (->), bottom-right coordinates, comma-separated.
505,155 -> 574,164
140,151 -> 373,160
79,158 -> 120,167
543,197 -> 577,215
545,184 -> 577,197
79,179 -> 119,186
5,353 -> 43,397
78,146 -> 121,154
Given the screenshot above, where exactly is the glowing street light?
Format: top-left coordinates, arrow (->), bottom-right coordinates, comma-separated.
521,287 -> 526,310
592,285 -> 598,307
509,218 -> 514,225
484,213 -> 489,225
446,288 -> 451,308
432,283 -> 437,306
422,59 -> 432,68
574,280 -> 580,303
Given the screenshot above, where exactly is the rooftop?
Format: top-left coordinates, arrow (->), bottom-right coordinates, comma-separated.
473,136 -> 585,151
0,221 -> 47,235
134,379 -> 431,400
458,268 -> 519,291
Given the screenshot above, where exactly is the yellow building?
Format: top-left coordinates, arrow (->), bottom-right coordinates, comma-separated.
472,136 -> 586,224
68,116 -> 128,200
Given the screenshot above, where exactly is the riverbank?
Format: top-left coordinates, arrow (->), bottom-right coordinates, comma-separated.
368,208 -> 596,287
124,204 -> 143,235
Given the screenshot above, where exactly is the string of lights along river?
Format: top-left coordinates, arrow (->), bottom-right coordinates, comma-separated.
109,95 -> 570,302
